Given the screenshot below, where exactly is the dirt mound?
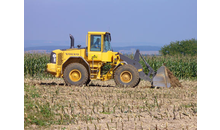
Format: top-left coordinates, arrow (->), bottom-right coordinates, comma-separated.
165,66 -> 183,88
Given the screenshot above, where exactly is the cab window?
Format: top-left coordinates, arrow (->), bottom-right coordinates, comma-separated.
90,35 -> 101,51
103,34 -> 112,52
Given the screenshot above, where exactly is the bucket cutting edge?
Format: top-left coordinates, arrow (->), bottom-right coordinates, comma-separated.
152,66 -> 171,88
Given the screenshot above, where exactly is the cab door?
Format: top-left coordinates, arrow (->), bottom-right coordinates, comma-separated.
101,33 -> 112,62
88,34 -> 103,61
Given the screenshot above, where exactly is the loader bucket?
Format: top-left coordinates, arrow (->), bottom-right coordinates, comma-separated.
152,66 -> 171,88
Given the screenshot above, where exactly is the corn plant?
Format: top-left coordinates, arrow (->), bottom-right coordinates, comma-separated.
24,52 -> 52,78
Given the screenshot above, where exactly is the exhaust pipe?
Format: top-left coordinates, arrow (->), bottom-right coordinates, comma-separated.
69,34 -> 74,48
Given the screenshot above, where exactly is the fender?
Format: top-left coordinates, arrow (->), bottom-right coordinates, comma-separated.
62,56 -> 90,75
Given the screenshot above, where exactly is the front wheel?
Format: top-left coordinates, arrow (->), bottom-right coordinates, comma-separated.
63,63 -> 88,86
114,64 -> 140,87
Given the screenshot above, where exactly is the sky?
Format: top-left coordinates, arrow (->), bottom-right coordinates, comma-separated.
24,0 -> 197,47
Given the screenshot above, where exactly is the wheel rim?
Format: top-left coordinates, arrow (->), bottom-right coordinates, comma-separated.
69,69 -> 81,82
120,71 -> 132,83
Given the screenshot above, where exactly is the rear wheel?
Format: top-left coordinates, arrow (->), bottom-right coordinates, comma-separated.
114,64 -> 140,87
63,63 -> 88,86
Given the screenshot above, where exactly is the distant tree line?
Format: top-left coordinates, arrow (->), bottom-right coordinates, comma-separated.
159,38 -> 197,56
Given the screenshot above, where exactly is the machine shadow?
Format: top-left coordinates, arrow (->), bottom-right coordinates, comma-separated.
39,82 -> 114,87
39,82 -> 65,86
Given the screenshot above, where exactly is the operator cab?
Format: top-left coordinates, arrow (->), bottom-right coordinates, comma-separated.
89,32 -> 112,52
87,32 -> 113,61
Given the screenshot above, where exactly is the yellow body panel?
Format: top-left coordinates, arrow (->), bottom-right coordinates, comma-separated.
88,52 -> 102,61
102,51 -> 114,62
63,49 -> 86,61
47,63 -> 57,74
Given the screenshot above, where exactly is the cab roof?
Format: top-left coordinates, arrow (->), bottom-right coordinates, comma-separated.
88,31 -> 110,35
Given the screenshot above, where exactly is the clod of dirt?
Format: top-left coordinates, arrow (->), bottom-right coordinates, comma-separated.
165,66 -> 183,88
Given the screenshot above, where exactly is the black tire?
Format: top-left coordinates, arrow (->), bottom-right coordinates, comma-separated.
114,64 -> 140,88
134,78 -> 141,87
63,63 -> 88,86
85,79 -> 91,86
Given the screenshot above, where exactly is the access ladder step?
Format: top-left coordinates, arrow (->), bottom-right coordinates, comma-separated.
91,69 -> 99,73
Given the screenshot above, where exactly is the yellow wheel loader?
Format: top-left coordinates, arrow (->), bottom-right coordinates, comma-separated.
47,31 -> 171,87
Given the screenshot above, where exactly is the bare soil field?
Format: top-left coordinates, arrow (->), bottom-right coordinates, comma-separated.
24,78 -> 197,130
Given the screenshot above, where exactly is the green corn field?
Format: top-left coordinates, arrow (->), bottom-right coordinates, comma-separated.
24,52 -> 197,79
138,55 -> 197,79
24,52 -> 52,78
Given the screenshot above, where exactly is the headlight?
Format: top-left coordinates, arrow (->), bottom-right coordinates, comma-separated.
50,52 -> 56,63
